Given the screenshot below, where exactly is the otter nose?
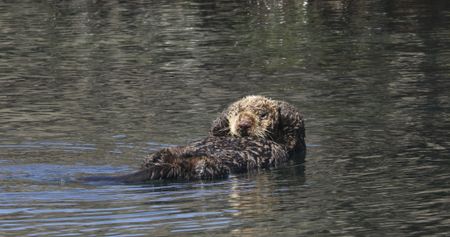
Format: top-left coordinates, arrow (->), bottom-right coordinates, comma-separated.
238,118 -> 252,131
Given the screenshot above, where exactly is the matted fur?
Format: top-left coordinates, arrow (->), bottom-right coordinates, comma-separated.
139,136 -> 288,180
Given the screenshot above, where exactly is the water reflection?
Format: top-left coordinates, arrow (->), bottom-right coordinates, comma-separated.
1,0 -> 450,236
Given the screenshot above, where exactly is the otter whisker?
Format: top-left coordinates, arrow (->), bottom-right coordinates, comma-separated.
265,130 -> 276,141
255,128 -> 268,139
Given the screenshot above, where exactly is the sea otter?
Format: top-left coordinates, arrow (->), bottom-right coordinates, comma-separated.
82,96 -> 305,183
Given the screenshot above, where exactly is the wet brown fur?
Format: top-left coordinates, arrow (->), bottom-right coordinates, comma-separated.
210,95 -> 306,155
82,96 -> 305,183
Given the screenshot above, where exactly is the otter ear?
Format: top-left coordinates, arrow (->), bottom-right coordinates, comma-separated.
209,110 -> 230,136
276,101 -> 306,153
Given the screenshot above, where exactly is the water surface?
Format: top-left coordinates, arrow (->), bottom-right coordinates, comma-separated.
1,0 -> 450,236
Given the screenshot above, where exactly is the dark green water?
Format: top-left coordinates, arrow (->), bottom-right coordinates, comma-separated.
1,0 -> 449,236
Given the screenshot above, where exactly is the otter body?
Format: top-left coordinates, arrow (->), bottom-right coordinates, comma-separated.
82,96 -> 305,183
117,136 -> 289,182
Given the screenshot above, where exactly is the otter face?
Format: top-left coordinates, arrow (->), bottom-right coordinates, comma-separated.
227,96 -> 279,139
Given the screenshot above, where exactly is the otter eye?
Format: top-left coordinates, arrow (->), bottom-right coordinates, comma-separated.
259,111 -> 268,119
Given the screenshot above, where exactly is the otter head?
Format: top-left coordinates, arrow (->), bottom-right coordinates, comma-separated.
226,96 -> 279,139
210,95 -> 305,153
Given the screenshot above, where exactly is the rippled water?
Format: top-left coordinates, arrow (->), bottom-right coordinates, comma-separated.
1,0 -> 450,236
